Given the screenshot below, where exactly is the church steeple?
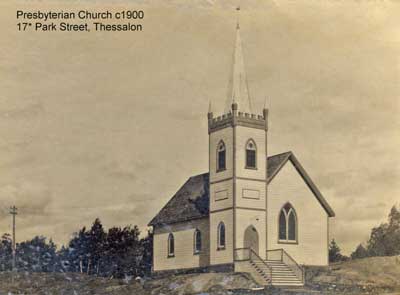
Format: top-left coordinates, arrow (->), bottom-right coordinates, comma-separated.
229,6 -> 252,113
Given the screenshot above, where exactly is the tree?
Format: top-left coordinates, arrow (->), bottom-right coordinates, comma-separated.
0,233 -> 12,271
87,218 -> 106,275
66,226 -> 91,273
0,217 -> 153,277
386,205 -> 400,255
139,229 -> 153,276
351,243 -> 368,259
16,236 -> 57,272
366,205 -> 400,257
100,225 -> 142,278
329,239 -> 348,262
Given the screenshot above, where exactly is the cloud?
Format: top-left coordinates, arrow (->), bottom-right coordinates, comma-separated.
0,182 -> 52,218
0,102 -> 44,120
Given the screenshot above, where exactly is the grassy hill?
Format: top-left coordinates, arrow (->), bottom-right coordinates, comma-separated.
306,255 -> 400,294
0,256 -> 399,294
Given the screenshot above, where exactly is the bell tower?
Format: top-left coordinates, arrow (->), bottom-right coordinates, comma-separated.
208,14 -> 269,267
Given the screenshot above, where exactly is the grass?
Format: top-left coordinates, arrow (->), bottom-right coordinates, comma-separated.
0,256 -> 399,294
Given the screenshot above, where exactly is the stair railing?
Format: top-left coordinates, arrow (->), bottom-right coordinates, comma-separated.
234,247 -> 251,261
266,248 -> 304,283
234,248 -> 272,283
249,248 -> 272,282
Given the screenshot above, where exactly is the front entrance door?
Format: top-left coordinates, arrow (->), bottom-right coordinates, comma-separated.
244,225 -> 259,255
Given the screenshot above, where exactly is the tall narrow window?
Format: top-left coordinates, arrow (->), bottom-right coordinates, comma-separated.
217,222 -> 226,249
194,229 -> 202,254
279,210 -> 287,240
217,141 -> 226,172
168,233 -> 175,257
278,203 -> 298,243
245,139 -> 257,169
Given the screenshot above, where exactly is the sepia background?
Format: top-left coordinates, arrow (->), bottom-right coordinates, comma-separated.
0,0 -> 399,255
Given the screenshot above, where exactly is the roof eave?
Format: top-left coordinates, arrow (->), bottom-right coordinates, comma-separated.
149,214 -> 209,228
288,154 -> 336,217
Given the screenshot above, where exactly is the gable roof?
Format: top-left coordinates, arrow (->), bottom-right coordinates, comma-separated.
270,152 -> 335,218
148,152 -> 334,226
148,173 -> 210,227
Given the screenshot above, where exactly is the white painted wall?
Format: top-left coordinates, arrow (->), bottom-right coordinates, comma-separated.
209,127 -> 233,182
267,160 -> 329,266
235,208 -> 267,259
236,178 -> 266,209
209,209 -> 234,265
153,218 -> 210,271
235,126 -> 266,180
210,179 -> 233,211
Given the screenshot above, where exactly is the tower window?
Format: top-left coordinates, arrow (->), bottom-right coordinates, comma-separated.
168,233 -> 175,257
278,203 -> 298,243
245,139 -> 257,169
217,141 -> 226,172
217,222 -> 226,249
194,229 -> 202,254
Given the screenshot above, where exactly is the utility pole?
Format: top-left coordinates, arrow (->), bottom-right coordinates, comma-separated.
9,206 -> 17,274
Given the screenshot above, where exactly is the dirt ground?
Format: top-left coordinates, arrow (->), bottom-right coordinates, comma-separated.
0,256 -> 399,295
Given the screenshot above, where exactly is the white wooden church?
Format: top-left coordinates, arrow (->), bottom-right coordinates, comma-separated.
148,20 -> 335,286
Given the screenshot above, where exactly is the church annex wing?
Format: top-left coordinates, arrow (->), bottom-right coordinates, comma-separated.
148,152 -> 334,227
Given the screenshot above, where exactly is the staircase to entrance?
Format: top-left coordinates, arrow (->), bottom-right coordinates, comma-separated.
234,248 -> 305,287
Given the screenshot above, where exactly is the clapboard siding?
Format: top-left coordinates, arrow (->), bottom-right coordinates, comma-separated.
209,127 -> 233,182
268,161 -> 329,266
235,208 -> 267,259
235,126 -> 266,180
153,218 -> 210,271
209,209 -> 234,265
210,179 -> 233,211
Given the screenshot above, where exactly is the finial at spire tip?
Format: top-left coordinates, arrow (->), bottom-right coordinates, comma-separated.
236,5 -> 240,29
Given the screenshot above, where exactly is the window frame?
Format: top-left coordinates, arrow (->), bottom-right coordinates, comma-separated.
245,139 -> 257,170
278,203 -> 298,244
167,233 -> 175,257
193,229 -> 202,254
217,222 -> 226,250
216,140 -> 226,172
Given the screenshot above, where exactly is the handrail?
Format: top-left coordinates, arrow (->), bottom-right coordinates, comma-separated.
234,247 -> 251,261
234,248 -> 272,283
281,249 -> 305,283
248,248 -> 272,282
266,248 -> 304,283
266,248 -> 283,261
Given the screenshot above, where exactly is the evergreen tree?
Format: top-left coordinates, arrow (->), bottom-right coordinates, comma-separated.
140,229 -> 153,276
0,233 -> 12,271
366,205 -> 400,256
351,243 -> 368,259
87,218 -> 106,275
329,239 -> 348,262
16,236 -> 57,272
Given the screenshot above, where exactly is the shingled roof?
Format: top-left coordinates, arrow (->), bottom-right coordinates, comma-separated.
148,151 -> 334,227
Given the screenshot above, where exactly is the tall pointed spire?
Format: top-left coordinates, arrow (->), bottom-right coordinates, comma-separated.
229,6 -> 252,113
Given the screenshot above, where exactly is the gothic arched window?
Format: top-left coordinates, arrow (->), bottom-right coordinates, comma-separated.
217,141 -> 226,172
278,203 -> 298,243
245,139 -> 257,169
168,233 -> 175,257
194,229 -> 202,254
217,222 -> 226,249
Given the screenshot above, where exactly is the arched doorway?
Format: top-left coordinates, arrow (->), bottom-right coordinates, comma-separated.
244,225 -> 259,255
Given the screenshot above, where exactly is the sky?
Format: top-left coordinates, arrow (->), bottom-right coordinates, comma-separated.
0,0 -> 399,255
